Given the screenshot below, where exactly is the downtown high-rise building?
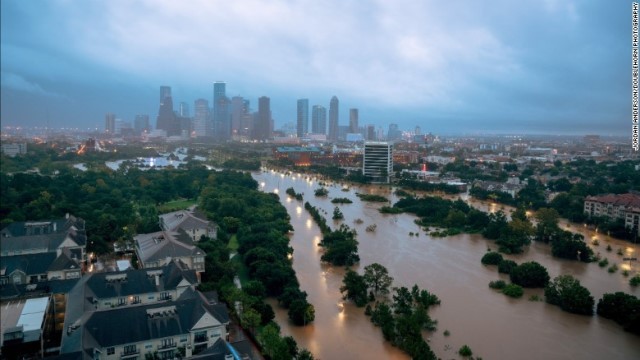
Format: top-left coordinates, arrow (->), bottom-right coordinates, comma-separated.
296,99 -> 309,138
134,114 -> 150,135
231,96 -> 251,138
213,82 -> 230,140
328,96 -> 339,141
253,96 -> 271,140
156,86 -> 180,136
179,102 -> 190,117
311,105 -> 327,135
388,123 -> 401,141
349,108 -> 359,133
105,113 -> 116,135
193,99 -> 210,138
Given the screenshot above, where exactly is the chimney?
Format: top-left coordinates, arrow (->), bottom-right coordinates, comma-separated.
155,274 -> 160,287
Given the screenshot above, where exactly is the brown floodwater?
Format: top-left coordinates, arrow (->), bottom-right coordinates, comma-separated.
253,170 -> 640,360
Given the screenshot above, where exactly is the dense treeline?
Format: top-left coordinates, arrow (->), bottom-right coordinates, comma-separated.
304,202 -> 359,266
221,158 -> 261,170
391,196 -> 489,233
397,179 -> 462,194
467,159 -> 640,242
199,171 -> 314,326
0,165 -> 211,253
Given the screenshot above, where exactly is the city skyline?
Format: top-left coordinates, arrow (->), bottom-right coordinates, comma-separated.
0,1 -> 630,135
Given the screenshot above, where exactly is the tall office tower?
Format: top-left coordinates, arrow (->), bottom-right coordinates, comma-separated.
311,105 -> 327,135
105,113 -> 116,135
253,96 -> 271,140
363,141 -> 393,183
179,102 -> 190,117
156,87 -> 180,136
328,96 -> 339,141
296,99 -> 309,138
134,114 -> 150,135
230,96 -> 248,137
349,108 -> 359,133
213,82 -> 230,140
160,86 -> 171,103
193,99 -> 210,137
388,123 -> 401,141
366,124 -> 376,141
240,99 -> 253,137
415,126 -> 422,135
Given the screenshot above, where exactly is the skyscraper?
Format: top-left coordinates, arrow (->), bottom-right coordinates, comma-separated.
231,96 -> 249,138
105,113 -> 116,135
388,123 -> 401,141
213,82 -> 230,140
179,102 -> 190,117
254,96 -> 271,140
297,99 -> 309,138
160,86 -> 171,103
311,105 -> 327,135
156,86 -> 180,136
328,96 -> 339,141
193,99 -> 210,137
134,114 -> 150,135
349,108 -> 359,133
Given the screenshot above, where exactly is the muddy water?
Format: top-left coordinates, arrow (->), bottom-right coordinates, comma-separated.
253,170 -> 640,360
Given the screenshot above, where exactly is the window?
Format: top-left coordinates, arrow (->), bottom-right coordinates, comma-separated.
40,274 -> 48,281
193,343 -> 207,355
159,292 -> 171,301
194,331 -> 207,343
132,295 -> 141,304
123,344 -> 137,355
118,297 -> 127,306
107,347 -> 115,355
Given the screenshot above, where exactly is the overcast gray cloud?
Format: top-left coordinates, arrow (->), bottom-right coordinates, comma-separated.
0,0 -> 631,135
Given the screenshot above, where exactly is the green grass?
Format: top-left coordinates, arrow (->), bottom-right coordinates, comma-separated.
157,198 -> 197,213
227,234 -> 239,252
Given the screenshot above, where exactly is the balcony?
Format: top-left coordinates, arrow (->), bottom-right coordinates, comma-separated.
120,349 -> 139,359
157,343 -> 177,351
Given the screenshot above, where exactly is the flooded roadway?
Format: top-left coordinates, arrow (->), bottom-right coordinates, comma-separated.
253,170 -> 640,360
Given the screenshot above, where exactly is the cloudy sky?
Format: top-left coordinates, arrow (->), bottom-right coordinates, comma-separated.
0,0 -> 631,135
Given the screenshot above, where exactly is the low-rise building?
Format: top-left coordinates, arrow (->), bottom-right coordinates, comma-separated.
1,215 -> 86,286
584,193 -> 640,236
60,262 -> 229,359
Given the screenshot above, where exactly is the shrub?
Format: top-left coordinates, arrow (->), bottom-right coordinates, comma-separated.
502,284 -> 524,298
545,275 -> 594,315
489,280 -> 507,290
481,251 -> 504,265
459,345 -> 473,357
498,259 -> 518,274
598,258 -> 609,268
510,261 -> 550,288
630,275 -> 640,287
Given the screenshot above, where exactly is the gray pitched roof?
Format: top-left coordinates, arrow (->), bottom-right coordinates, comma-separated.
84,261 -> 197,299
82,293 -> 222,348
159,210 -> 212,233
135,231 -> 205,264
48,251 -> 81,272
1,215 -> 87,254
1,252 -> 57,276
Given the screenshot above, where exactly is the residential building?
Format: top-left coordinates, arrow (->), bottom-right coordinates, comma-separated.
1,143 -> 27,157
328,96 -> 339,141
60,285 -> 230,359
363,141 -> 393,183
135,209 -> 213,273
1,215 -> 86,286
584,193 -> 640,236
1,297 -> 52,360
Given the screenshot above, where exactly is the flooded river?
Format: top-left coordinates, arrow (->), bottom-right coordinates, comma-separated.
253,170 -> 640,360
